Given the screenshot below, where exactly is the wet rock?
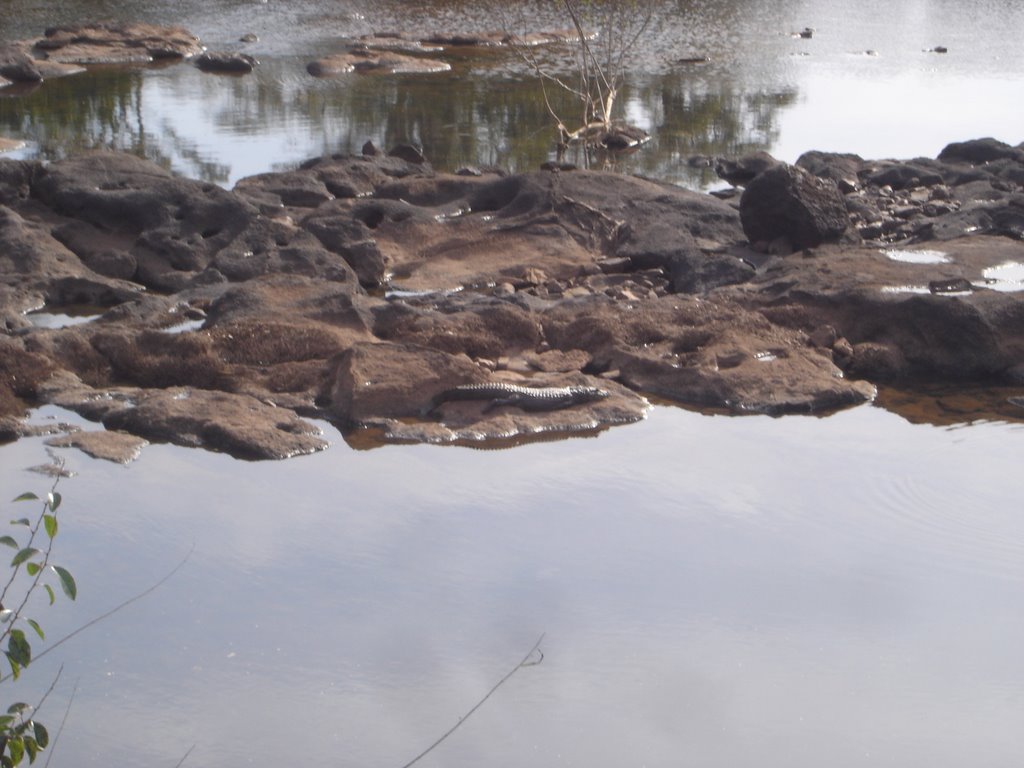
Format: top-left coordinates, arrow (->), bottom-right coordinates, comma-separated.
307,50 -> 450,76
195,51 -> 258,74
739,163 -> 849,250
0,44 -> 43,82
101,388 -> 327,459
45,429 -> 148,463
355,33 -> 444,54
33,21 -> 203,64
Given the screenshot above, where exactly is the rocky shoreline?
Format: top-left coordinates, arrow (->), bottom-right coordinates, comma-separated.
2,132 -> 1023,462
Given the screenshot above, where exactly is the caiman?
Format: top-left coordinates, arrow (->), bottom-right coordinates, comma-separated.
426,383 -> 610,414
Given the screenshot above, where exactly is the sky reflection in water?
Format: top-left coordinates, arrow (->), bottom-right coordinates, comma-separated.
2,402 -> 1024,767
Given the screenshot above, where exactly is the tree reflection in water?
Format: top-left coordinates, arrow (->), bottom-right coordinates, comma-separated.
1,56 -> 794,189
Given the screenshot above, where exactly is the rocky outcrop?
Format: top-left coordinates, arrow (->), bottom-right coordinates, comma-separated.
2,138 -> 1024,459
32,21 -> 203,64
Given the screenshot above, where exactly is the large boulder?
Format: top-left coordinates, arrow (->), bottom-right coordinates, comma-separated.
739,163 -> 850,250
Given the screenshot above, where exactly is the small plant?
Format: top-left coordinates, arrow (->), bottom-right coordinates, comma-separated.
508,0 -> 655,155
0,477 -> 77,767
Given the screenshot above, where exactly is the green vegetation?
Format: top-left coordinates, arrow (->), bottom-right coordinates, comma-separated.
0,479 -> 77,767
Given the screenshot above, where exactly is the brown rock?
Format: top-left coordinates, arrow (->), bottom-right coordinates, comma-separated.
34,21 -> 203,64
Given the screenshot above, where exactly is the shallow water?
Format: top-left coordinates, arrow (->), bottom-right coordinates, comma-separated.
2,402 -> 1024,767
3,1 -> 1024,766
3,0 -> 1023,186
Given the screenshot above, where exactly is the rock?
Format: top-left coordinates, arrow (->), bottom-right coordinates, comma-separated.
739,163 -> 849,250
33,21 -> 203,64
101,387 -> 327,459
307,50 -> 450,76
866,161 -> 945,190
324,341 -> 487,423
2,140 -> 1024,454
195,51 -> 258,74
716,151 -> 779,186
0,44 -> 43,82
938,137 -> 1024,165
45,429 -> 148,463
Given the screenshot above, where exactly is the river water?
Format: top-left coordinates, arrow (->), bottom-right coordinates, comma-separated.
2,1 -> 1024,767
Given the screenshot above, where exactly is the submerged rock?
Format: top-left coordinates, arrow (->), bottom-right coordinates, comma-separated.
307,50 -> 451,76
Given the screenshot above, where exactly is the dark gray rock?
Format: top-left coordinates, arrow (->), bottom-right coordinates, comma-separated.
0,44 -> 43,83
938,138 -> 1024,165
195,51 -> 258,74
716,151 -> 779,186
739,163 -> 849,250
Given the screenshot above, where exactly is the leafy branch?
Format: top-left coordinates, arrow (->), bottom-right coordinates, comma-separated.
0,471 -> 77,767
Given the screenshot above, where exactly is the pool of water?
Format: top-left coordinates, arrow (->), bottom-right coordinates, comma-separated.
2,402 -> 1023,767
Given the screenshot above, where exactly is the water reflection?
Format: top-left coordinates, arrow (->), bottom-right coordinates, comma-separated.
1,56 -> 799,187
2,403 -> 1023,767
4,0 -> 1023,185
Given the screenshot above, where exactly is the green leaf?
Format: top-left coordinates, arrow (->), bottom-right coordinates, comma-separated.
43,586 -> 54,606
0,715 -> 15,729
23,736 -> 37,764
8,735 -> 23,766
11,494 -> 37,503
10,549 -> 40,568
42,516 -> 57,540
25,620 -> 43,641
51,567 -> 76,601
31,723 -> 47,750
9,519 -> 30,528
1,755 -> 12,768
25,563 -> 40,577
5,652 -> 20,680
0,537 -> 18,550
46,493 -> 60,513
4,704 -> 28,717
7,631 -> 30,667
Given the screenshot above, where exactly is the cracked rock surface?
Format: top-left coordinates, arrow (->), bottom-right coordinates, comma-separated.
2,137 -> 1023,459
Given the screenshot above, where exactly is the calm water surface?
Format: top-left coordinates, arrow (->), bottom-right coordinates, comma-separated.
2,1 -> 1024,766
2,0 -> 1023,185
1,403 -> 1023,767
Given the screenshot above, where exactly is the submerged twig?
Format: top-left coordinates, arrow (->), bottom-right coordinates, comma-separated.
398,633 -> 546,768
43,678 -> 77,768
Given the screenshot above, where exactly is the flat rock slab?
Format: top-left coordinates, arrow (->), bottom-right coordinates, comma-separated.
46,429 -> 148,463
307,50 -> 451,76
32,21 -> 203,64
